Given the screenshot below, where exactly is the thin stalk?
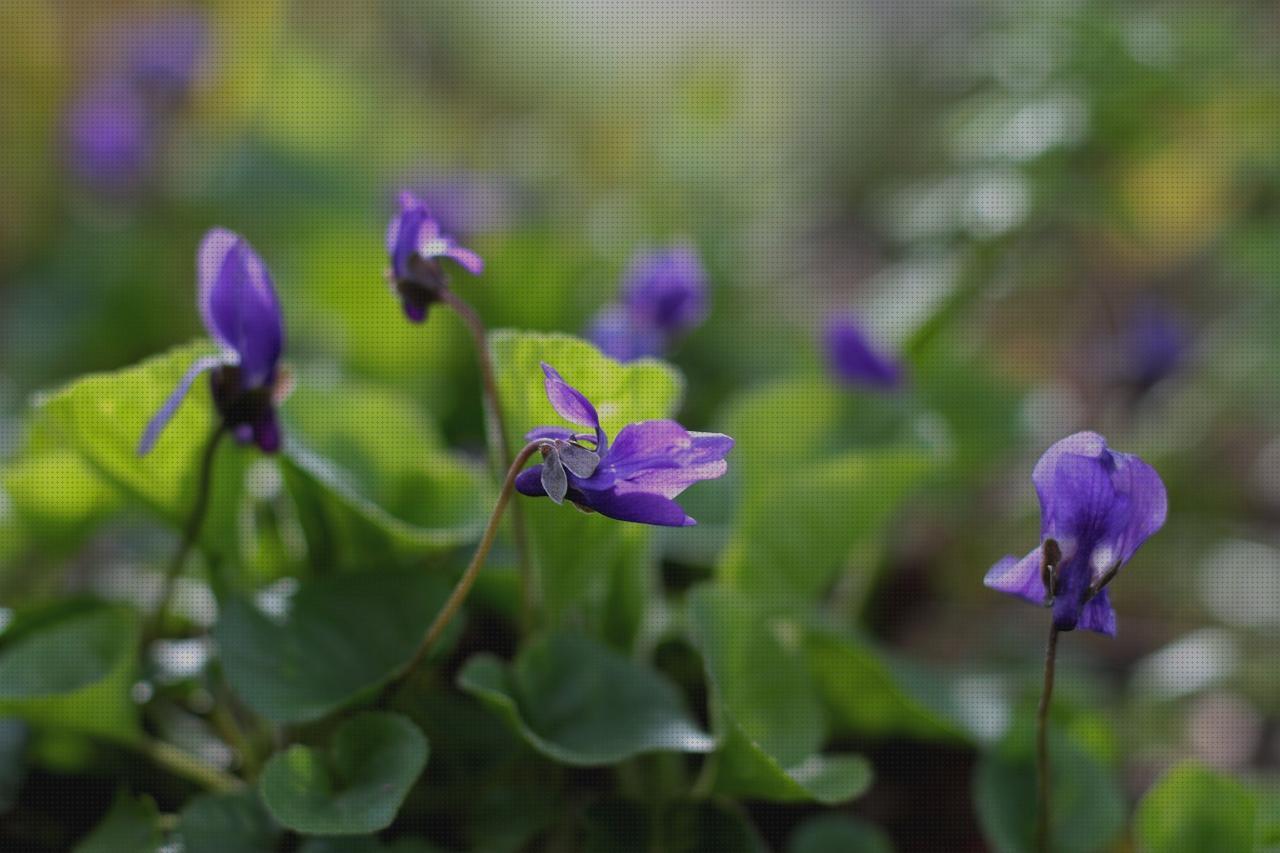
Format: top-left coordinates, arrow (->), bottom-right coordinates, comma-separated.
438,287 -> 535,629
147,424 -> 226,637
1036,622 -> 1060,853
397,440 -> 544,682
134,737 -> 243,793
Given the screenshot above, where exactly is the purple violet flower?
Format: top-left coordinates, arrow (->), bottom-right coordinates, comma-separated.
983,432 -> 1167,636
121,10 -> 210,106
385,190 -> 484,323
139,229 -> 286,455
515,363 -> 732,526
824,314 -> 903,390
1123,303 -> 1189,392
65,80 -> 154,192
589,244 -> 709,361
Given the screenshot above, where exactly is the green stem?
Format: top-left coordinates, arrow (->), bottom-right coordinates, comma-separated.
133,737 -> 244,794
1036,622 -> 1060,853
147,424 -> 227,638
396,440 -> 545,682
438,287 -> 536,631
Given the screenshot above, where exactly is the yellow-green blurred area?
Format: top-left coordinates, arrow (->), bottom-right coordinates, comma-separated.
6,0 -> 1280,848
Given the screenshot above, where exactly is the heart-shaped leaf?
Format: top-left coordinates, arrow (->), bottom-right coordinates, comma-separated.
973,721 -> 1125,853
0,602 -> 139,740
788,814 -> 894,853
457,632 -> 715,766
177,792 -> 279,853
73,793 -> 160,853
217,571 -> 450,723
687,584 -> 875,805
258,712 -> 428,836
280,378 -> 493,561
1134,761 -> 1257,853
17,341 -> 252,555
491,330 -> 685,640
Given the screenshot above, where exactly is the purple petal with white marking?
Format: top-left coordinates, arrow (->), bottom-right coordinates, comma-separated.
983,547 -> 1046,607
198,229 -> 283,387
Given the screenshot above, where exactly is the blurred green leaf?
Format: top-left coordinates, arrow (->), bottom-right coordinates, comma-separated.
718,447 -> 931,608
788,814 -> 895,853
177,791 -> 279,853
688,585 -> 875,805
491,330 -> 684,637
258,712 -> 428,836
299,837 -> 447,853
2,448 -> 120,548
973,723 -> 1125,853
456,632 -> 715,766
711,721 -> 873,805
281,378 -> 493,564
72,793 -> 160,853
582,797 -> 767,853
1134,761 -> 1256,853
217,571 -> 449,723
0,719 -> 29,813
0,602 -> 139,740
15,341 -> 251,554
805,627 -> 969,743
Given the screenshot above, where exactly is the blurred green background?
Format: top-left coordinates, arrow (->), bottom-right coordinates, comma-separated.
4,0 -> 1280,850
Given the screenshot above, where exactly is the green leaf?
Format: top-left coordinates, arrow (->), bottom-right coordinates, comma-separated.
973,723 -> 1125,853
0,603 -> 139,740
0,719 -> 29,813
788,814 -> 895,853
258,712 -> 428,836
2,447 -> 120,547
177,792 -> 279,853
20,341 -> 252,554
299,838 -> 447,853
687,585 -> 874,805
217,571 -> 449,723
73,793 -> 160,853
718,447 -> 931,608
582,798 -> 767,853
712,720 -> 873,805
805,627 -> 969,743
280,378 -> 493,561
1134,761 -> 1256,853
456,632 -> 715,766
491,330 -> 685,636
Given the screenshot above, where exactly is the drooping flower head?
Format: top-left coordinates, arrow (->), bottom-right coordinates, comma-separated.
983,432 -> 1167,636
824,313 -> 903,390
589,244 -> 709,362
385,191 -> 484,323
139,229 -> 286,455
515,363 -> 732,526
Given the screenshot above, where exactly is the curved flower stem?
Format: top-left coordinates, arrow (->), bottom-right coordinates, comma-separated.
146,423 -> 227,638
438,287 -> 535,630
397,440 -> 545,682
134,736 -> 244,793
1036,622 -> 1060,853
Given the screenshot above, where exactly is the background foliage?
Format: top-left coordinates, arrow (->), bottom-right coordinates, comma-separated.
3,0 -> 1280,850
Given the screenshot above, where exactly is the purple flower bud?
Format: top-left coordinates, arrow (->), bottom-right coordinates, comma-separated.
65,79 -> 153,192
824,314 -> 903,390
515,363 -> 732,526
1124,303 -> 1189,392
139,230 -> 286,455
121,10 -> 209,105
984,432 -> 1168,636
385,191 -> 484,323
587,245 -> 709,362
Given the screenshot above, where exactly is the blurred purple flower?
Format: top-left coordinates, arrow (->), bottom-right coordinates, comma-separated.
1124,303 -> 1189,391
589,244 -> 709,361
385,191 -> 484,322
824,314 -> 903,390
399,171 -> 520,237
515,363 -> 732,526
139,229 -> 286,455
65,80 -> 153,191
122,9 -> 209,105
984,432 -> 1167,636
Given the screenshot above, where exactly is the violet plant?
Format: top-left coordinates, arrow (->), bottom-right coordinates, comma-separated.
589,244 -> 709,361
984,431 -> 1167,852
